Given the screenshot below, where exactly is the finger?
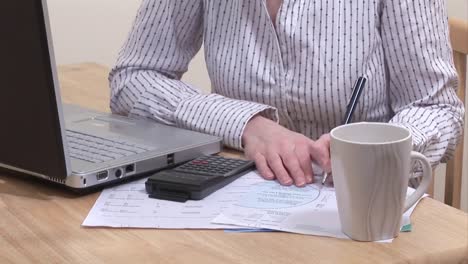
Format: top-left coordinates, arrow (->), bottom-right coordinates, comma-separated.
281,151 -> 307,187
318,133 -> 331,144
317,134 -> 331,152
253,153 -> 275,180
266,152 -> 293,186
294,145 -> 313,183
309,141 -> 327,165
316,134 -> 332,172
309,141 -> 331,173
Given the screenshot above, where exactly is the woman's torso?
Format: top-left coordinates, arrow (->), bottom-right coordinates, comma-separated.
202,0 -> 389,139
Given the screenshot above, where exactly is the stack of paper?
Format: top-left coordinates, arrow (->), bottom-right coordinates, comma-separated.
83,172 -> 422,242
82,172 -> 265,229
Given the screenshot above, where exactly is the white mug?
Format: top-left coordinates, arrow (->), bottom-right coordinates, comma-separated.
330,122 -> 432,241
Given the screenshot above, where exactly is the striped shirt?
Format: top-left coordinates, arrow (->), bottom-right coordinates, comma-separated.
109,0 -> 464,168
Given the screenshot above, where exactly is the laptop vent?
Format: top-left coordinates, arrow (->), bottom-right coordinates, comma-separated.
48,177 -> 66,184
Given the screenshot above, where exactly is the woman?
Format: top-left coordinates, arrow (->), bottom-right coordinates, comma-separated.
109,0 -> 464,187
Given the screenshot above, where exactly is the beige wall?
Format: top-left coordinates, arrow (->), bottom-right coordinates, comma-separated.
446,0 -> 468,20
48,0 -> 139,68
47,0 -> 212,93
445,0 -> 468,212
48,1 -> 467,210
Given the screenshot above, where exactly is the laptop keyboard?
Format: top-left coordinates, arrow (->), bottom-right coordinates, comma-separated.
66,130 -> 153,163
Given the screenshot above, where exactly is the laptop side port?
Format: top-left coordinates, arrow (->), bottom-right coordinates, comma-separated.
115,168 -> 123,178
167,153 -> 175,165
96,171 -> 109,181
125,164 -> 135,174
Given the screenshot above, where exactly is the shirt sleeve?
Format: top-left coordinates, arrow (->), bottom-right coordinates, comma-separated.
109,0 -> 278,150
381,0 -> 465,168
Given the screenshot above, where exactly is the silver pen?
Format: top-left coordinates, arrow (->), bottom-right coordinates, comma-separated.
321,172 -> 328,185
321,76 -> 367,185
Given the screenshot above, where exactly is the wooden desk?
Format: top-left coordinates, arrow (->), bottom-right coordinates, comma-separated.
1,63 -> 467,264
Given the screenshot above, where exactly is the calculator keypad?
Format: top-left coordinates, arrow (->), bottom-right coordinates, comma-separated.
174,155 -> 254,177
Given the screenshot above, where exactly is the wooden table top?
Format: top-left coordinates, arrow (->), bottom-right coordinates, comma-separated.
1,63 -> 467,264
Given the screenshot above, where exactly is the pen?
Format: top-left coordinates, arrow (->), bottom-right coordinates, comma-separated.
322,76 -> 367,185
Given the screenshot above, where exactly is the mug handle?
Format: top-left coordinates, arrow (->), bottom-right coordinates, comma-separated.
403,151 -> 433,212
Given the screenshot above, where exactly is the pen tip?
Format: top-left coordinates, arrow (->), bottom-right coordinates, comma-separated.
321,173 -> 327,185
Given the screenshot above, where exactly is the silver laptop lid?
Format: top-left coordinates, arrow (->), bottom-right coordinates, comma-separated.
0,0 -> 71,179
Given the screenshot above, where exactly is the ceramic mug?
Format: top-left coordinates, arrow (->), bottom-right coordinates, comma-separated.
330,122 -> 432,241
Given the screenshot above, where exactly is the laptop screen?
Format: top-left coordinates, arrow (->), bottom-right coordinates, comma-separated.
0,1 -> 68,179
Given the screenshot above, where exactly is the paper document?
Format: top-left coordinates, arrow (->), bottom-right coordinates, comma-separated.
82,173 -> 265,229
212,176 -> 422,240
84,170 -> 423,243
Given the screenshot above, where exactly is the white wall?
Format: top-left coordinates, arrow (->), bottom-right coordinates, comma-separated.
48,0 -> 467,210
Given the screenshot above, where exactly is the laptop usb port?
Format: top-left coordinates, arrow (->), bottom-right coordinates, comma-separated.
125,164 -> 135,173
96,171 -> 108,181
167,153 -> 175,165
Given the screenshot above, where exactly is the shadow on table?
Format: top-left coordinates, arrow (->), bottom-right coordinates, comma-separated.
0,168 -> 87,200
0,167 -> 152,200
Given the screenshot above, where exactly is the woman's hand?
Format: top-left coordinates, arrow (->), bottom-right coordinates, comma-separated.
242,116 -> 331,187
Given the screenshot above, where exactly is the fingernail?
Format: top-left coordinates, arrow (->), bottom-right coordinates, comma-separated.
306,175 -> 313,183
284,179 -> 293,185
296,180 -> 306,187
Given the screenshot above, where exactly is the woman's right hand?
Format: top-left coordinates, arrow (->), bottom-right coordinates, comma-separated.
242,116 -> 331,187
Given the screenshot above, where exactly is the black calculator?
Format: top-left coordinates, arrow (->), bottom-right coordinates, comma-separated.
145,155 -> 255,202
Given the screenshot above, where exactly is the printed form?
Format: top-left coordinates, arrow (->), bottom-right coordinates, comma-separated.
82,172 -> 265,229
84,171 -> 421,241
212,178 -> 419,240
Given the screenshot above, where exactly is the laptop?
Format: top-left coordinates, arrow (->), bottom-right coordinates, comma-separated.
0,0 -> 222,190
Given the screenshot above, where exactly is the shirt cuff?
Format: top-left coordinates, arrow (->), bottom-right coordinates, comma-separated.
391,122 -> 433,174
391,122 -> 428,154
174,94 -> 278,149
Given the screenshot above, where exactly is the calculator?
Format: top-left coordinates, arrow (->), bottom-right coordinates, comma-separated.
145,155 -> 255,202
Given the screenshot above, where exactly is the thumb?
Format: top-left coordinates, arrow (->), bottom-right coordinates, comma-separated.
309,135 -> 332,173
